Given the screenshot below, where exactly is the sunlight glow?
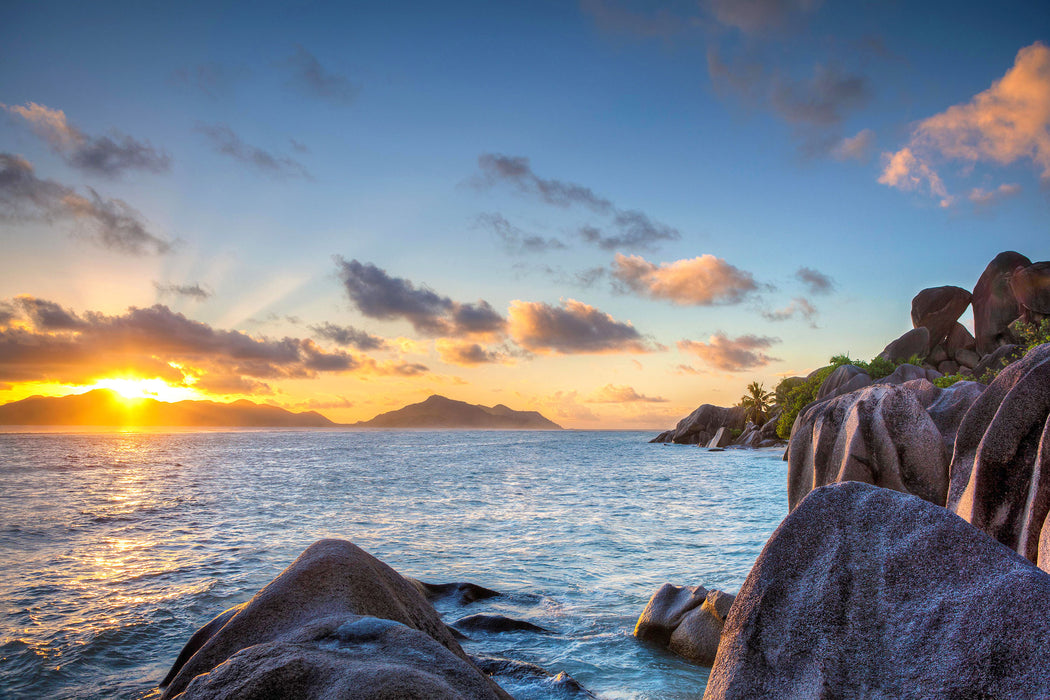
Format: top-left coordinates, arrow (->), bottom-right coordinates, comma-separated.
88,377 -> 202,403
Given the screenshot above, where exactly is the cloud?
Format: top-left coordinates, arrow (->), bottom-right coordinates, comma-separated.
476,153 -> 681,251
612,253 -> 759,305
3,102 -> 170,177
880,42 -> 1050,201
476,212 -> 567,254
678,332 -> 781,371
154,282 -> 212,300
169,62 -> 250,98
832,128 -> 875,162
762,296 -> 817,326
286,45 -> 358,105
508,298 -> 662,354
436,339 -> 512,366
579,0 -> 692,40
968,183 -> 1022,207
586,384 -> 669,403
310,322 -> 388,351
335,258 -> 507,337
196,123 -> 311,179
0,154 -> 173,255
0,295 -> 425,389
579,209 -> 680,251
476,153 -> 614,212
704,0 -> 822,34
770,63 -> 869,126
794,266 -> 834,294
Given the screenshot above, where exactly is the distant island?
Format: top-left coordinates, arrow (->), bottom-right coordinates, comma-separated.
353,394 -> 562,429
0,390 -> 561,429
0,389 -> 337,427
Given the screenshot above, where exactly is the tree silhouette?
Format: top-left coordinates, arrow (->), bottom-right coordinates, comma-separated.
740,381 -> 775,426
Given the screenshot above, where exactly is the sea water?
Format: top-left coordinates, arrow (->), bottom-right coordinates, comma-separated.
0,430 -> 788,699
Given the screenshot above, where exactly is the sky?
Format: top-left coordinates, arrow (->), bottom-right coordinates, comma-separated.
0,0 -> 1047,429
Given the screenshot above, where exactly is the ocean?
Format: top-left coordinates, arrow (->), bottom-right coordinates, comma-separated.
0,430 -> 788,699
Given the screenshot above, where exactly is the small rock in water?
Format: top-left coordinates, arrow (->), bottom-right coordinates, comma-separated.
453,613 -> 550,634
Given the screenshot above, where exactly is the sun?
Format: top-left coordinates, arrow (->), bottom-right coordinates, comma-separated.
89,377 -> 202,403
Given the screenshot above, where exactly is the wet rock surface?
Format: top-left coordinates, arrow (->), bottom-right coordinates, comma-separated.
704,482 -> 1050,700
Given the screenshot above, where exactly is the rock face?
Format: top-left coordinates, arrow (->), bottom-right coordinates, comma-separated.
815,364 -> 871,401
871,362 -> 942,386
654,404 -> 745,445
706,426 -> 732,449
949,343 -> 1050,569
877,326 -> 930,363
1011,261 -> 1050,322
787,379 -> 982,511
633,584 -> 734,667
973,251 -> 1031,355
704,481 -> 1050,700
911,285 -> 972,351
972,343 -> 1024,380
160,539 -> 510,700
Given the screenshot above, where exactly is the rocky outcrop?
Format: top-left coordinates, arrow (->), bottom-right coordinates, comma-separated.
815,364 -> 871,401
704,481 -> 1050,700
911,285 -> 972,351
972,343 -> 1024,380
871,362 -> 942,386
877,326 -> 930,363
705,427 -> 732,449
1011,261 -> 1050,323
160,539 -> 510,700
787,379 -> 982,511
651,404 -> 745,445
949,343 -> 1050,569
634,583 -> 735,667
973,251 -> 1031,355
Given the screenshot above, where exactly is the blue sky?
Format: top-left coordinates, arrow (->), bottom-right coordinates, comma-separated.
1,1 -> 1047,427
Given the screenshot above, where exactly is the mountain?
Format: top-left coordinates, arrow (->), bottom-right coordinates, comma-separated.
353,394 -> 562,429
0,389 -> 337,427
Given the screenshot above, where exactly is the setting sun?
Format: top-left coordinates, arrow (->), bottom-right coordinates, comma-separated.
88,377 -> 202,403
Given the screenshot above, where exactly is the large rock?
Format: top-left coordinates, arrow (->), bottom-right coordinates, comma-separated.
787,379 -> 981,511
665,404 -> 745,445
871,362 -> 942,386
973,251 -> 1031,355
972,343 -> 1024,380
704,481 -> 1050,700
160,539 -> 510,700
877,327 -> 930,364
634,584 -> 734,667
1011,261 -> 1050,322
949,343 -> 1050,568
944,321 -> 977,360
706,426 -> 732,449
815,364 -> 871,401
911,285 -> 972,351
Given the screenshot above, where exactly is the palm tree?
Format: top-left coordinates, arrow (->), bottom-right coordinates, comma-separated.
740,381 -> 775,426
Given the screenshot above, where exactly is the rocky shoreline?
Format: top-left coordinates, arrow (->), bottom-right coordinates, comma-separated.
160,251 -> 1050,698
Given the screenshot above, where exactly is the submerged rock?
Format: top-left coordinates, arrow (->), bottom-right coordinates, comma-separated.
704,482 -> 1050,700
949,343 -> 1050,569
452,614 -> 549,635
160,539 -> 510,700
413,580 -> 501,606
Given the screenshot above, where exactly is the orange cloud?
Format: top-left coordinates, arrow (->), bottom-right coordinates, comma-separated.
508,298 -> 662,354
611,253 -> 759,305
880,42 -> 1050,202
435,339 -> 513,366
586,384 -> 668,403
678,332 -> 781,372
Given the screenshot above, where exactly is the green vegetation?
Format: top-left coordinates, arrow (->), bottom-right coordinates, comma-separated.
739,381 -> 775,426
933,374 -> 968,388
1015,318 -> 1050,352
773,352 -> 932,439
